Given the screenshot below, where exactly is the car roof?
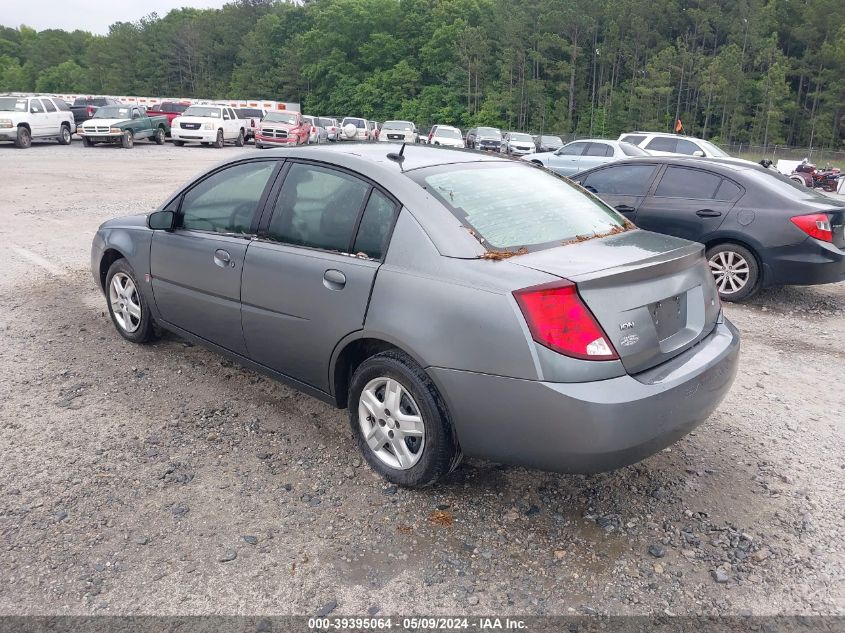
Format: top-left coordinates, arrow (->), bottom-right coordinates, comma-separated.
575,154 -> 769,175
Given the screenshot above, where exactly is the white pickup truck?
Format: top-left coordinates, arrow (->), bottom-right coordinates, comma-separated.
0,94 -> 76,148
171,105 -> 246,148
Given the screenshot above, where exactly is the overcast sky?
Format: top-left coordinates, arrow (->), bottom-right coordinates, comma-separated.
4,0 -> 229,35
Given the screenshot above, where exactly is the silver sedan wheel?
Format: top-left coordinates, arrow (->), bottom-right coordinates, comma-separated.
109,272 -> 142,333
708,250 -> 750,295
358,377 -> 425,470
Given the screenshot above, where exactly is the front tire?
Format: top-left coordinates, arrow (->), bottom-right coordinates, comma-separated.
706,243 -> 760,302
173,140 -> 185,146
81,136 -> 94,147
121,129 -> 134,149
14,126 -> 31,148
58,125 -> 72,145
105,259 -> 156,344
349,350 -> 460,487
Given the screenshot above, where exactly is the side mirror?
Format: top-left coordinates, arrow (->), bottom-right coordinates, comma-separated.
692,150 -> 705,157
148,210 -> 176,230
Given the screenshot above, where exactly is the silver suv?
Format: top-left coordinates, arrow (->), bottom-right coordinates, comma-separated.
618,131 -> 730,158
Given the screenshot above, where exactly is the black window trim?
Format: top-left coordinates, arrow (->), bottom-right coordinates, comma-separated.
169,158 -> 285,237
255,158 -> 401,262
579,162 -> 662,197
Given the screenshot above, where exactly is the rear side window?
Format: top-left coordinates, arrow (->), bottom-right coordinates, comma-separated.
581,164 -> 659,196
353,190 -> 397,259
654,166 -> 721,199
645,137 -> 677,152
585,142 -> 613,157
42,99 -> 57,113
411,163 -> 626,250
267,163 -> 369,252
53,99 -> 70,111
620,134 -> 646,145
714,179 -> 742,201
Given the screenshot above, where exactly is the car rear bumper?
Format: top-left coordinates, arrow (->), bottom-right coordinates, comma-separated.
429,319 -> 739,474
762,237 -> 845,286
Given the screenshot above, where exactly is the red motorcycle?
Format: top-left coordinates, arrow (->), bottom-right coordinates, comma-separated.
789,160 -> 841,192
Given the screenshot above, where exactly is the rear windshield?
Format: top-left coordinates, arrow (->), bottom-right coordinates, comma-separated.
318,117 -> 336,127
238,108 -> 263,117
619,142 -> 649,156
343,118 -> 366,128
540,136 -> 562,144
410,162 -> 626,250
744,167 -> 839,202
434,128 -> 462,139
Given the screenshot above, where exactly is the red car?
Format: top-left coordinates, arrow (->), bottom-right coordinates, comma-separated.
255,111 -> 309,148
145,101 -> 191,127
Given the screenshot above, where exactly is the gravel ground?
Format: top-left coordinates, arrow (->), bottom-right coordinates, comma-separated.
0,142 -> 843,617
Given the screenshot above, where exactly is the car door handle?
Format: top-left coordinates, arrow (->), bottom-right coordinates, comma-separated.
615,204 -> 636,213
214,249 -> 234,268
696,209 -> 722,218
323,269 -> 346,290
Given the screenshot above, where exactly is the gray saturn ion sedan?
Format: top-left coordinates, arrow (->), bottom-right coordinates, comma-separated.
92,144 -> 740,487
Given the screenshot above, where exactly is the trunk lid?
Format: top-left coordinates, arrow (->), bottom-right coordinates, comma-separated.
511,230 -> 722,374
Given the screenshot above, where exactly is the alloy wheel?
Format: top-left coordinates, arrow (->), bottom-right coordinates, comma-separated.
708,250 -> 750,295
109,272 -> 142,333
358,377 -> 425,470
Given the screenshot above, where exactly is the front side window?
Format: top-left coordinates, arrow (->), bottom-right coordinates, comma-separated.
180,161 -> 276,234
654,166 -> 721,199
30,99 -> 44,114
267,163 -> 369,252
412,162 -> 626,250
558,142 -> 587,156
645,137 -> 677,152
581,164 -> 659,196
675,139 -> 704,155
354,190 -> 397,259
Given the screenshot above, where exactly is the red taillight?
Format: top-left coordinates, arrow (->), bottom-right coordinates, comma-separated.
514,281 -> 618,361
791,213 -> 833,242
87,106 -> 94,116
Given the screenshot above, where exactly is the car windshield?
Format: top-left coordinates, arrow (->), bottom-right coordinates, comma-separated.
343,118 -> 367,129
745,167 -> 835,201
264,112 -> 298,124
412,162 -> 626,250
0,97 -> 27,112
183,106 -> 221,118
619,142 -> 649,156
477,127 -> 501,139
383,121 -> 413,130
434,128 -> 462,140
698,139 -> 730,157
318,117 -> 335,127
94,106 -> 131,119
541,135 -> 562,144
509,133 -> 534,142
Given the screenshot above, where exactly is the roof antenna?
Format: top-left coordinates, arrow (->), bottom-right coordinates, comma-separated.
386,143 -> 406,170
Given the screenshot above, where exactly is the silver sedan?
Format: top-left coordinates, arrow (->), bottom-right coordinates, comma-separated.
523,139 -> 648,176
91,145 -> 739,487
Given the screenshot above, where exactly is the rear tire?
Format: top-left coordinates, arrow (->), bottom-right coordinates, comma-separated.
153,127 -> 165,145
349,350 -> 460,488
14,126 -> 31,148
58,125 -> 72,145
706,243 -> 760,302
212,129 -> 224,148
105,259 -> 156,344
235,129 -> 244,147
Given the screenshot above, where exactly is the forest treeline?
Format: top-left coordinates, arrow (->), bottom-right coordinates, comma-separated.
1,0 -> 844,148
